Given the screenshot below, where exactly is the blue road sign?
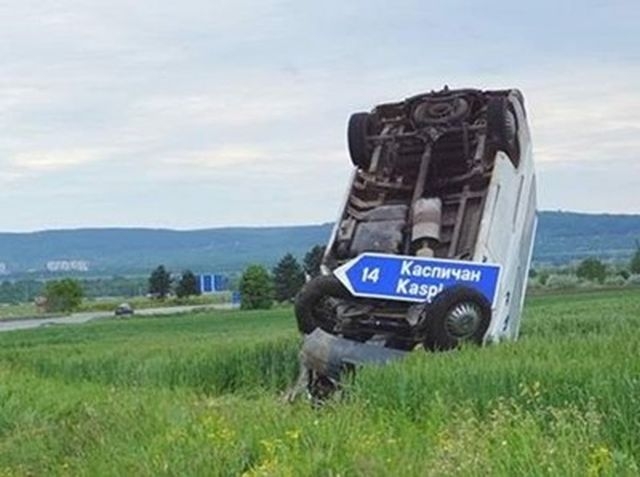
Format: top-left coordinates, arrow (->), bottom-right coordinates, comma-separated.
198,274 -> 229,294
333,252 -> 501,306
201,274 -> 214,293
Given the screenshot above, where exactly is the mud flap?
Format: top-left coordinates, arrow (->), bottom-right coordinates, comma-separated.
301,329 -> 408,379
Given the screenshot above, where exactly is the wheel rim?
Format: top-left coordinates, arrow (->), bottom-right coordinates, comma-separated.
444,302 -> 482,339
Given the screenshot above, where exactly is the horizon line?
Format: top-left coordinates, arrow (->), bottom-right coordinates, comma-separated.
2,209 -> 640,235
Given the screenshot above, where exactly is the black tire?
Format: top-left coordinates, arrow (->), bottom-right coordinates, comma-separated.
347,112 -> 372,170
487,97 -> 520,167
294,274 -> 351,334
512,89 -> 525,110
422,285 -> 492,352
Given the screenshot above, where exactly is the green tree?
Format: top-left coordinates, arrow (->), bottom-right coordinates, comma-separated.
239,265 -> 273,310
44,279 -> 83,312
576,258 -> 606,284
272,253 -> 305,302
303,245 -> 326,279
631,240 -> 640,274
176,270 -> 200,298
149,265 -> 172,299
617,269 -> 630,280
0,281 -> 15,304
538,270 -> 550,286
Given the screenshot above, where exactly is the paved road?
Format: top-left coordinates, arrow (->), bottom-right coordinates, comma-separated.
0,303 -> 235,333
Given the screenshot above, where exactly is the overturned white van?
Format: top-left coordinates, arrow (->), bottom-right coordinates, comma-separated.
295,87 -> 537,356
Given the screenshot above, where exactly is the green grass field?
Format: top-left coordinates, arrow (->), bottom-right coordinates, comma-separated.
0,303 -> 58,321
0,289 -> 639,476
0,293 -> 231,321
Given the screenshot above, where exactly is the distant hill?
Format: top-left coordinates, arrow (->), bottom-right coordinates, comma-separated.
534,212 -> 640,264
0,225 -> 334,276
0,211 -> 639,276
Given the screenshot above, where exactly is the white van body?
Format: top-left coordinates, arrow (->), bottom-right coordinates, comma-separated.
296,88 -> 537,351
474,148 -> 537,341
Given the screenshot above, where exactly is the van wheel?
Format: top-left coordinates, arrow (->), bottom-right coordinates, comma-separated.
347,112 -> 373,170
422,285 -> 492,351
294,275 -> 351,334
487,97 -> 520,167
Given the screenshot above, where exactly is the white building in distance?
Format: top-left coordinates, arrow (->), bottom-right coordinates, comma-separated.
46,260 -> 90,272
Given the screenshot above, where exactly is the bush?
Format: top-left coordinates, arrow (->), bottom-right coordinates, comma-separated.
239,265 -> 274,310
618,269 -> 631,280
526,276 -> 545,291
604,275 -> 626,287
576,258 -> 606,284
626,274 -> 640,287
545,274 -> 581,290
631,243 -> 640,274
538,271 -> 550,286
44,279 -> 83,313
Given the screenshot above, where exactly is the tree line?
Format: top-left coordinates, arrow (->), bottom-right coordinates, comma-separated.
0,276 -> 149,304
147,267 -> 201,299
3,240 -> 639,313
239,245 -> 324,310
530,241 -> 640,289
242,242 -> 640,309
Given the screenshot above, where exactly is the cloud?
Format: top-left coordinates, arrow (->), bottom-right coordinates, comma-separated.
523,67 -> 640,167
9,149 -> 108,172
161,146 -> 269,169
0,0 -> 639,230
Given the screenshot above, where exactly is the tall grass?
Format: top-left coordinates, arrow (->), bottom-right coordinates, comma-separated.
0,289 -> 639,475
0,309 -> 300,395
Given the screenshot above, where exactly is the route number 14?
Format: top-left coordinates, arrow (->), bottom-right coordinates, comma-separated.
362,267 -> 380,283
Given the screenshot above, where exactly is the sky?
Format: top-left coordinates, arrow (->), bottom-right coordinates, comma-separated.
1,0 -> 639,232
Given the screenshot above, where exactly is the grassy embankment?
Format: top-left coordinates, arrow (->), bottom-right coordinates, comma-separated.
0,289 -> 639,475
